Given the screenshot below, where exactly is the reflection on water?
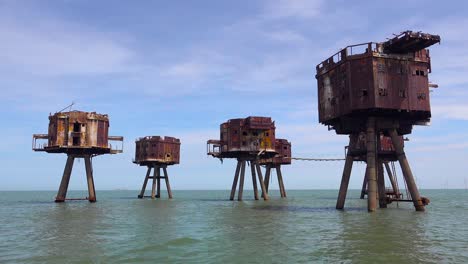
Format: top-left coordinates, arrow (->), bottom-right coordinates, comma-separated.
0,190 -> 467,263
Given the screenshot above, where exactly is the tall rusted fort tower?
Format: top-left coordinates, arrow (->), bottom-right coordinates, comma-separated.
315,31 -> 440,212
207,117 -> 277,201
33,111 -> 123,202
134,136 -> 180,199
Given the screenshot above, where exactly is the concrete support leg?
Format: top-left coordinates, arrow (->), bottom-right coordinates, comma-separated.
84,156 -> 96,203
276,165 -> 286,198
360,173 -> 368,199
336,150 -> 354,209
151,165 -> 157,199
256,163 -> 269,201
251,161 -> 259,200
389,129 -> 425,211
55,156 -> 75,202
230,161 -> 242,200
366,117 -> 378,212
264,165 -> 271,193
138,167 -> 151,198
163,167 -> 173,199
156,166 -> 161,198
384,162 -> 400,198
238,161 -> 246,201
377,160 -> 387,208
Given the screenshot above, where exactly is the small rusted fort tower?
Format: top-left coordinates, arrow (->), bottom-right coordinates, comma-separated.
134,136 -> 180,199
315,31 -> 440,212
207,117 -> 277,201
259,139 -> 291,198
33,111 -> 123,202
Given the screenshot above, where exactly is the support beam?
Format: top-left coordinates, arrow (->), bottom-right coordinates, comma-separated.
156,166 -> 161,198
55,155 -> 75,202
377,160 -> 387,208
151,164 -> 157,199
138,167 -> 151,198
251,161 -> 259,200
238,161 -> 246,201
384,162 -> 400,198
360,173 -> 368,199
264,165 -> 271,193
256,163 -> 269,201
366,117 -> 378,212
336,146 -> 354,209
275,165 -> 286,198
230,161 -> 242,200
163,166 -> 173,199
389,129 -> 425,211
84,156 -> 96,202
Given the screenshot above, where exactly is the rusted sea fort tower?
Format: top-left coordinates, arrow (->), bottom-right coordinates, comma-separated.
134,136 -> 180,199
259,139 -> 292,198
207,117 -> 277,201
32,111 -> 123,202
315,31 -> 440,212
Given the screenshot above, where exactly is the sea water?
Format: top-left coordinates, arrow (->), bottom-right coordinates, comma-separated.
0,190 -> 467,263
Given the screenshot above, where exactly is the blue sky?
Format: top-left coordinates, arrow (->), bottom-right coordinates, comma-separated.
1,0 -> 467,191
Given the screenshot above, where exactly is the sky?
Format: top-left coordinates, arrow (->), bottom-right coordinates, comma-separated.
1,0 -> 467,191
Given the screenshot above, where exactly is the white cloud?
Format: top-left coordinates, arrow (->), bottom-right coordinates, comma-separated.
432,104 -> 468,121
264,0 -> 324,19
0,14 -> 133,76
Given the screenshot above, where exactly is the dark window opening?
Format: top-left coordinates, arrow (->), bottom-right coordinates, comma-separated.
242,141 -> 246,146
73,122 -> 80,132
166,153 -> 171,158
242,131 -> 248,136
284,146 -> 287,150
234,130 -> 238,134
361,90 -> 368,96
72,137 -> 79,146
253,132 -> 258,136
265,132 -> 269,136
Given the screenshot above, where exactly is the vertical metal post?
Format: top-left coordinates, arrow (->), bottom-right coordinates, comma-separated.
238,160 -> 246,201
55,155 -> 75,202
156,166 -> 161,198
256,163 -> 269,201
275,165 -> 286,198
389,129 -> 425,211
251,161 -> 259,200
230,160 -> 242,200
84,155 -> 96,202
366,117 -> 378,212
377,160 -> 387,208
151,164 -> 157,199
163,166 -> 173,199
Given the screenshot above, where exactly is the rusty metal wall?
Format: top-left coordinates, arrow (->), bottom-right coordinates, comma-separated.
316,31 -> 439,131
134,136 -> 181,165
46,111 -> 110,150
221,117 -> 276,153
260,139 -> 292,165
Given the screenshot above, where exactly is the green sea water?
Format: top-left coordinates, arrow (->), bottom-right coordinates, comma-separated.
0,190 -> 467,263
